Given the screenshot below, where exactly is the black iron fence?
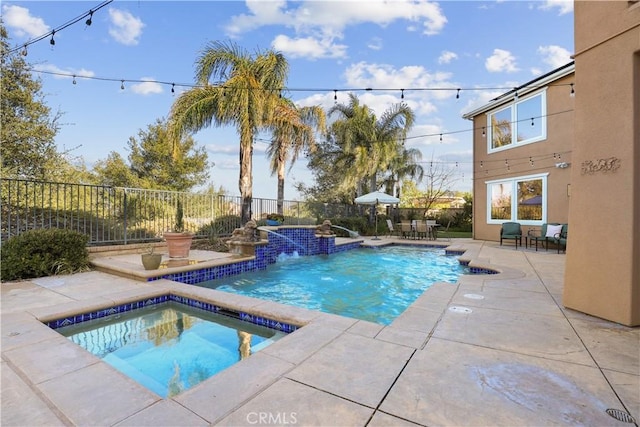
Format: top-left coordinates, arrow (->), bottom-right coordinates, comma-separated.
1,178 -> 359,245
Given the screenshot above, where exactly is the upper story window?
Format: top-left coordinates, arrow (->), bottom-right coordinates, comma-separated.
488,91 -> 547,152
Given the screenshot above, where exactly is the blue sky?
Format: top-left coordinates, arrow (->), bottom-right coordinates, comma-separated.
2,0 -> 574,199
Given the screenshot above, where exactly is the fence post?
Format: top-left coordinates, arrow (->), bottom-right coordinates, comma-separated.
123,190 -> 128,245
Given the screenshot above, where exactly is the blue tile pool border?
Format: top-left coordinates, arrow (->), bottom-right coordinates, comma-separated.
44,294 -> 299,333
148,228 -> 498,287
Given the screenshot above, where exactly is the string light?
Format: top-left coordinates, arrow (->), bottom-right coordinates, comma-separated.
400,89 -> 404,99
531,117 -> 535,126
72,75 -> 76,85
3,0 -> 113,57
22,68 -> 575,145
570,83 -> 575,97
456,88 -> 460,99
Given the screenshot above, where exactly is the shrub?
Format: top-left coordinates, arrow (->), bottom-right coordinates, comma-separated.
1,229 -> 90,281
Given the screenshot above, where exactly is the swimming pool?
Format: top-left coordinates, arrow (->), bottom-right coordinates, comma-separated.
55,301 -> 287,397
197,245 -> 464,325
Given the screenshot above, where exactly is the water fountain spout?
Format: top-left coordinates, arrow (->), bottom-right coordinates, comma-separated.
330,225 -> 360,238
257,227 -> 307,255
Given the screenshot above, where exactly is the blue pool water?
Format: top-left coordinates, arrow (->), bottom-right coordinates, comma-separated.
57,302 -> 285,397
198,246 -> 464,325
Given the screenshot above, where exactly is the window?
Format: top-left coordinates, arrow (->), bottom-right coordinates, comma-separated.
488,91 -> 546,152
487,173 -> 548,225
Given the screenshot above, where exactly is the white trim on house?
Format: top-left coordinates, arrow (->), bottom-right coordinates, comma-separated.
462,62 -> 574,120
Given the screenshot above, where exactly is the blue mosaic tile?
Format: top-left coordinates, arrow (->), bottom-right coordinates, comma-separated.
45,293 -> 298,334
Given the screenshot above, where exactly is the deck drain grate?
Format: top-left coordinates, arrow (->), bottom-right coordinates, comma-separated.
606,408 -> 636,423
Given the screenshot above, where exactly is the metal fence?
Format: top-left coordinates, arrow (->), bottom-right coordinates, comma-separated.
1,178 -> 358,246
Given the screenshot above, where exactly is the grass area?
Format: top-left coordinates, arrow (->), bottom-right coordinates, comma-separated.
446,230 -> 472,238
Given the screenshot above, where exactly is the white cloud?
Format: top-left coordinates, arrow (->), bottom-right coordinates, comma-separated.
271,34 -> 347,59
108,8 -> 145,46
367,37 -> 383,51
539,0 -> 573,15
130,78 -> 163,95
2,5 -> 49,38
438,50 -> 458,64
33,64 -> 95,80
485,49 -> 519,73
226,0 -> 447,60
537,45 -> 572,69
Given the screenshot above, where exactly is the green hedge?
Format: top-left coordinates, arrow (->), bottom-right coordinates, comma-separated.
1,229 -> 90,281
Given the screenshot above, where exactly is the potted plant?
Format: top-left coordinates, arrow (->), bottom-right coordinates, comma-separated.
164,200 -> 194,258
266,213 -> 284,226
141,244 -> 163,270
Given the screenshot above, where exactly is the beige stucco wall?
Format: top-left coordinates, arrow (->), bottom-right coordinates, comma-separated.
471,75 -> 574,242
563,1 -> 640,326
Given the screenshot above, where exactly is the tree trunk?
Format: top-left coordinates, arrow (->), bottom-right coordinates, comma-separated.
239,132 -> 253,224
276,149 -> 285,215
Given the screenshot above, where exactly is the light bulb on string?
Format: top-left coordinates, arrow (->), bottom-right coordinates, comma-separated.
85,11 -> 93,26
21,46 -> 28,56
456,88 -> 460,99
482,127 -> 486,137
50,30 -> 56,46
333,90 -> 338,103
439,134 -> 443,143
400,89 -> 404,99
570,83 -> 575,97
120,80 -> 125,90
531,117 -> 535,126
72,75 -> 76,85
171,83 -> 175,94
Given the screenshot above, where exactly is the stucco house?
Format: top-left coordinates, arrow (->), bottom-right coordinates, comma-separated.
462,62 -> 575,243
464,1 -> 639,327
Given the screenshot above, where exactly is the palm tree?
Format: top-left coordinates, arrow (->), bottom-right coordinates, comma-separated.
168,41 -> 288,223
329,94 -> 415,196
266,99 -> 326,214
383,145 -> 424,198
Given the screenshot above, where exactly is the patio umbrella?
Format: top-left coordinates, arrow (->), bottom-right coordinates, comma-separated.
355,191 -> 400,239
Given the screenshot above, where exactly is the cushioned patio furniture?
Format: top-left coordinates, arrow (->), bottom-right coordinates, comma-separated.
527,223 -> 562,251
550,223 -> 568,253
500,222 -> 522,249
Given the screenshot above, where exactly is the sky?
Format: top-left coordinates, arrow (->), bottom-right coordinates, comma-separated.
2,0 -> 574,200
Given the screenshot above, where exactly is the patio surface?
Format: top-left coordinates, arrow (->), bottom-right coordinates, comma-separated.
1,238 -> 638,426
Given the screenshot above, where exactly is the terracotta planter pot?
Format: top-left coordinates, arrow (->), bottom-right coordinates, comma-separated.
164,232 -> 194,258
141,253 -> 162,270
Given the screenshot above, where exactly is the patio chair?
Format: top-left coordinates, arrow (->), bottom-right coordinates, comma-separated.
527,223 -> 562,251
386,219 -> 399,238
500,222 -> 522,249
436,221 -> 452,241
400,221 -> 413,239
426,220 -> 436,240
416,221 -> 428,239
551,224 -> 568,253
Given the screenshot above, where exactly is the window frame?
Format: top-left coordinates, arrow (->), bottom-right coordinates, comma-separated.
487,90 -> 547,153
486,173 -> 549,226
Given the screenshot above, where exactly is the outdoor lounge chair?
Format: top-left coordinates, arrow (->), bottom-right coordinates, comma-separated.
527,223 -> 562,251
500,222 -> 522,249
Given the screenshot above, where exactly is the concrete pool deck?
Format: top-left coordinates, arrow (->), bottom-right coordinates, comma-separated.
1,238 -> 638,426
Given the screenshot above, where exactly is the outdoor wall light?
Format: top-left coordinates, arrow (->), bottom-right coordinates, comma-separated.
555,162 -> 570,169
